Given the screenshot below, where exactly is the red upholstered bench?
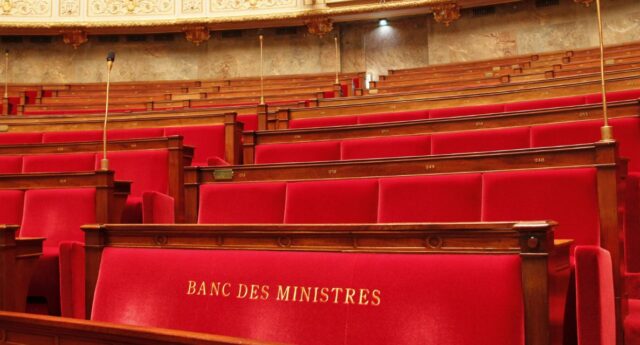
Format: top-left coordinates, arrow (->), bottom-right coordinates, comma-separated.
42,130 -> 103,143
429,103 -> 504,119
585,89 -> 640,103
254,141 -> 341,164
288,116 -> 358,129
0,132 -> 43,145
340,135 -> 430,160
0,156 -> 23,174
431,127 -> 530,154
22,153 -> 97,173
0,190 -> 24,224
164,125 -> 225,166
356,109 -> 429,124
503,96 -> 586,112
89,232 -> 534,345
198,182 -> 286,224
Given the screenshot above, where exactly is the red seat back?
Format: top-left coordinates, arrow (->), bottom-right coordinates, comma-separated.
504,96 -> 586,112
429,104 -> 504,119
99,150 -> 169,197
42,130 -> 102,143
22,153 -> 97,173
341,135 -> 430,160
255,141 -> 341,164
198,182 -> 286,224
107,128 -> 164,140
378,174 -> 482,222
482,168 -> 601,247
431,127 -> 530,155
289,116 -> 358,129
164,125 -> 225,166
284,178 -> 378,224
357,110 -> 429,124
0,156 -> 23,174
20,188 -> 97,248
92,247 -> 525,345
585,89 -> 640,103
0,190 -> 24,224
0,132 -> 43,144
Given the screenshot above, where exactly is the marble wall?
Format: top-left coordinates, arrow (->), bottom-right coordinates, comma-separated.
1,0 -> 639,84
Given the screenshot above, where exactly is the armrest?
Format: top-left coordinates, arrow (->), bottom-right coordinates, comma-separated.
142,191 -> 175,224
207,156 -> 231,167
58,241 -> 85,319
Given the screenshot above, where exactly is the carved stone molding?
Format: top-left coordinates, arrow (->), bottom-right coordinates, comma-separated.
432,2 -> 460,27
184,25 -> 210,46
61,29 -> 88,49
181,0 -> 202,13
210,0 -> 296,11
305,17 -> 333,37
59,0 -> 80,16
573,0 -> 593,7
1,0 -> 51,16
89,0 -> 174,16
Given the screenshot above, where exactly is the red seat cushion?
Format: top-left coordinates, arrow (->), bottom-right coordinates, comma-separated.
255,141 -> 341,164
340,135 -> 430,160
28,247 -> 61,315
625,299 -> 640,345
0,156 -> 23,174
107,128 -> 164,140
575,246 -> 616,345
198,182 -> 286,224
503,96 -> 586,112
92,247 -> 525,345
164,125 -> 225,166
99,149 -> 169,197
42,130 -> 102,143
238,114 -> 258,131
22,153 -> 97,173
378,174 -> 482,222
356,110 -> 428,124
0,132 -> 43,144
429,104 -> 504,119
482,168 -> 601,247
586,89 -> 640,103
289,116 -> 358,129
431,127 -> 530,155
0,190 -> 24,224
284,178 -> 378,224
20,188 -> 97,247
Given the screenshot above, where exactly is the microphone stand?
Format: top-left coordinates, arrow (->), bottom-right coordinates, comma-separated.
101,58 -> 114,171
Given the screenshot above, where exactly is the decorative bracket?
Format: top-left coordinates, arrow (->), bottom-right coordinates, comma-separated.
61,29 -> 88,49
305,17 -> 334,37
432,2 -> 461,27
184,26 -> 210,46
1,0 -> 12,14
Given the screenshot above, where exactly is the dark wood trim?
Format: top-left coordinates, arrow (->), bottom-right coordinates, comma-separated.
1,98 -> 8,116
224,113 -> 243,165
0,311 -> 274,345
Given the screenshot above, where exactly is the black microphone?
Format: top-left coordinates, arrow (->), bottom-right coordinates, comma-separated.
106,51 -> 115,62
101,51 -> 116,170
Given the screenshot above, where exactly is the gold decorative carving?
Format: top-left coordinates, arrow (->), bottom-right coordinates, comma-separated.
181,0 -> 202,13
210,0 -> 296,11
431,2 -> 460,26
1,0 -> 51,16
573,0 -> 593,7
89,0 -> 174,16
61,29 -> 88,49
184,25 -> 210,45
59,0 -> 80,16
305,17 -> 333,37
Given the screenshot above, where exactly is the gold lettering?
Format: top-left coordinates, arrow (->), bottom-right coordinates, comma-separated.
277,285 -> 291,301
358,288 -> 370,305
260,285 -> 270,300
345,288 -> 356,305
292,286 -> 299,302
319,287 -> 329,303
222,283 -> 231,297
331,287 -> 343,304
210,282 -> 221,296
249,284 -> 260,300
196,282 -> 207,296
300,286 -> 312,302
187,280 -> 197,295
313,287 -> 319,303
237,283 -> 249,299
371,289 -> 382,306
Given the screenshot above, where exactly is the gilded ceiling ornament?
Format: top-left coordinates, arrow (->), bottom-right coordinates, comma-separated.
182,0 -> 202,13
1,0 -> 51,16
210,0 -> 295,11
61,29 -> 88,49
573,0 -> 593,6
1,0 -> 12,14
305,17 -> 333,37
89,0 -> 173,16
184,25 -> 210,46
59,0 -> 80,16
432,2 -> 460,27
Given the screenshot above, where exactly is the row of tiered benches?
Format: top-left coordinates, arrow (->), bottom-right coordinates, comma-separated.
1,44 -> 640,344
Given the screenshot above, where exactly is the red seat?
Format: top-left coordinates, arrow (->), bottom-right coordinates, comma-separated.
91,247 -> 525,345
503,96 -> 586,112
164,125 -> 225,166
198,182 -> 286,224
0,156 -> 23,174
289,116 -> 359,129
22,153 -> 97,173
574,246 -> 616,345
107,128 -> 164,140
0,132 -> 43,144
238,114 -> 258,131
356,110 -> 429,124
341,135 -> 430,160
0,190 -> 24,224
431,127 -> 530,155
429,104 -> 504,119
42,130 -> 102,143
255,141 -> 341,164
482,168 -> 601,248
20,188 -> 97,316
378,174 -> 482,222
284,178 -> 378,224
585,89 -> 640,103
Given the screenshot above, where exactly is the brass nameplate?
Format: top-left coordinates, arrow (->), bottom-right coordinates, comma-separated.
187,280 -> 382,306
213,169 -> 234,181
0,125 -> 8,132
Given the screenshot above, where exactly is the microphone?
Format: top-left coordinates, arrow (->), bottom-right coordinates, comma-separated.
101,52 -> 115,171
3,49 -> 8,100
